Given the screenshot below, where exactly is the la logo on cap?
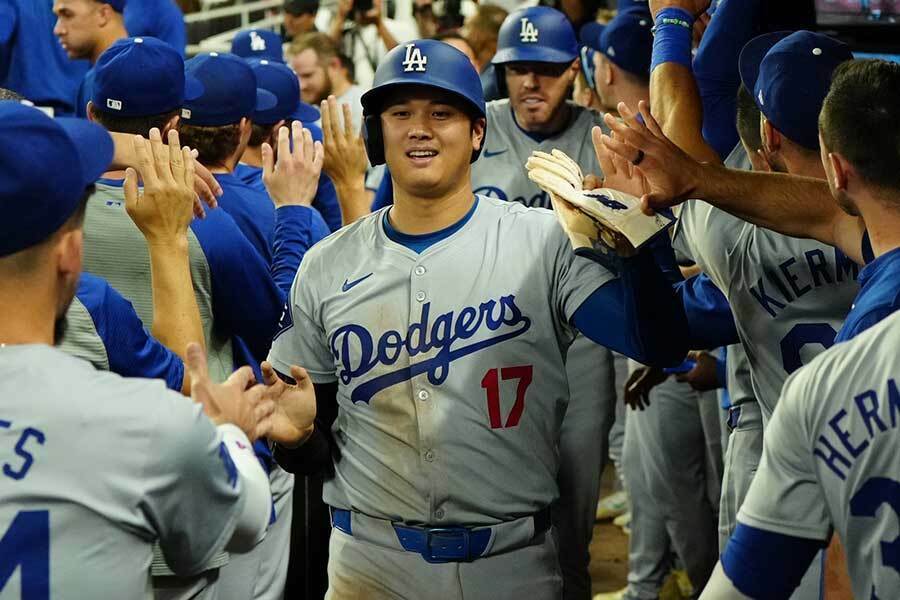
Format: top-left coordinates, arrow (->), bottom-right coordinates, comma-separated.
250,31 -> 266,51
402,43 -> 427,72
106,98 -> 123,111
519,18 -> 539,43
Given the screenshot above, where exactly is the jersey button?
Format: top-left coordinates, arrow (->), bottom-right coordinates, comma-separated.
434,508 -> 445,520
414,265 -> 426,276
424,450 -> 435,462
415,291 -> 427,302
417,389 -> 429,401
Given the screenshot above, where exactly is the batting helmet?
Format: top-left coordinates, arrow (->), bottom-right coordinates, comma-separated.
492,6 -> 579,66
361,39 -> 486,166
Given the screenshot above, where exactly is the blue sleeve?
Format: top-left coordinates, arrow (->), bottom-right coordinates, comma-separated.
675,273 -> 740,348
192,210 -> 288,363
722,523 -> 826,599
271,205 -> 329,294
0,2 -> 17,82
693,0 -> 763,160
572,247 -> 690,367
77,273 -> 184,391
372,169 -> 395,211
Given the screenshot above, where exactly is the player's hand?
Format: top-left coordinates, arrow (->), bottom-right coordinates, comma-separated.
321,95 -> 368,188
186,343 -> 275,442
601,101 -> 702,214
337,0 -> 352,19
262,121 -> 324,208
260,361 -> 317,449
592,126 -> 650,199
649,0 -> 711,18
675,350 -> 721,392
624,366 -> 668,410
124,128 -> 195,246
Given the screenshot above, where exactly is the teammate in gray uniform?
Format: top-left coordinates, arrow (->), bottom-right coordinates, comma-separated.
601,24 -> 863,599
268,39 -> 690,600
475,10 -> 616,597
0,102 -> 274,599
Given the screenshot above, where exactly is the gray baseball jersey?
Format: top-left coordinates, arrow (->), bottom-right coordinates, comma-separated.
673,144 -> 859,421
268,196 -> 614,524
0,345 -> 244,599
738,311 -> 900,600
471,100 -> 605,209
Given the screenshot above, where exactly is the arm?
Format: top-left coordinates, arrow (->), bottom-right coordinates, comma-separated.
600,105 -> 868,264
124,130 -> 205,360
675,272 -> 739,349
693,0 -> 763,159
648,1 -> 722,164
321,96 -> 372,224
374,6 -> 399,51
329,0 -> 352,42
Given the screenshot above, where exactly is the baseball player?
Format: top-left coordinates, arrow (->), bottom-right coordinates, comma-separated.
123,0 -> 187,56
234,56 -> 344,234
79,37 -> 319,598
268,39 -> 690,600
52,0 -> 127,118
0,0 -> 88,115
0,102 -> 274,598
601,15 -> 861,600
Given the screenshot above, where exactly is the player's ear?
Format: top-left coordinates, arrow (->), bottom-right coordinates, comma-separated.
471,117 -> 486,152
162,114 -> 180,137
828,151 -> 850,192
86,101 -> 97,123
761,117 -> 780,154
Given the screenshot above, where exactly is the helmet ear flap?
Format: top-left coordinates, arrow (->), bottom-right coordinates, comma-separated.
363,113 -> 385,166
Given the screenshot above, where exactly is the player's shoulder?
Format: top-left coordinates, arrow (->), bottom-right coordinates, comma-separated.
485,98 -> 512,123
297,209 -> 382,272
569,101 -> 606,128
474,194 -> 561,235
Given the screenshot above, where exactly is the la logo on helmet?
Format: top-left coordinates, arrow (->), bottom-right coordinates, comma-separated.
250,31 -> 266,51
402,44 -> 427,72
519,18 -> 539,43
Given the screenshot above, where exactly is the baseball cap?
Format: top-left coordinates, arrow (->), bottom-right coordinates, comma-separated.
0,103 -> 113,256
231,29 -> 285,63
284,0 -> 319,15
103,0 -> 126,12
246,58 -> 320,124
181,52 -> 278,127
584,11 -> 653,78
739,30 -> 852,150
92,37 -> 202,117
617,0 -> 649,11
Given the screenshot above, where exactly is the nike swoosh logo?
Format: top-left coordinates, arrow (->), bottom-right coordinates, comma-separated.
483,149 -> 508,158
342,272 -> 373,292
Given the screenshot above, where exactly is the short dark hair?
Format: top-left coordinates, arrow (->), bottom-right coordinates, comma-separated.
90,105 -> 180,136
284,0 -> 319,16
820,59 -> 900,191
736,83 -> 762,152
249,121 -> 279,147
179,122 -> 243,166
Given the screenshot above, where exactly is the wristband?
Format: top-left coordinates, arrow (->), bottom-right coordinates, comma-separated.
651,7 -> 694,73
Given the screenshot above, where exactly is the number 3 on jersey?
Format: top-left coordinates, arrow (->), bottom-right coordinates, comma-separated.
0,510 -> 50,599
481,365 -> 534,429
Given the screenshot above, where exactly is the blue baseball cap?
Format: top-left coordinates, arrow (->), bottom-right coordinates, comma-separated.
246,59 -> 319,124
584,10 -> 653,78
739,31 -> 853,150
104,0 -> 126,12
231,29 -> 284,63
617,0 -> 649,11
182,52 -> 278,126
92,37 -> 202,117
578,21 -> 605,48
0,103 -> 113,256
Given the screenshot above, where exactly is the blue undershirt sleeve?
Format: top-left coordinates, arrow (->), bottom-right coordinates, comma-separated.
722,523 -> 826,600
572,247 -> 690,367
676,273 -> 740,348
78,274 -> 184,391
271,206 -> 327,294
694,0 -> 763,160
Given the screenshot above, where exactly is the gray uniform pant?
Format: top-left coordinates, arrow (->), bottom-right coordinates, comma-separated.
554,335 -> 617,600
622,376 -> 720,600
325,527 -> 563,599
217,466 -> 295,600
717,401 -> 763,553
608,352 -> 630,486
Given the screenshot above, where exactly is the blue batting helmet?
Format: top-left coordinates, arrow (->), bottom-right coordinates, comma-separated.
492,6 -> 579,66
360,39 -> 486,166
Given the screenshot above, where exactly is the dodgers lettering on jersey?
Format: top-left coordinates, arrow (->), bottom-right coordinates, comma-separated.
269,196 -> 614,525
673,145 -> 859,421
738,312 -> 900,600
471,100 -> 606,210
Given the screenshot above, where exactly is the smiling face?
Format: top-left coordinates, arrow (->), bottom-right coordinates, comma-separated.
504,60 -> 578,134
291,48 -> 331,104
53,0 -> 103,60
380,86 -> 484,200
